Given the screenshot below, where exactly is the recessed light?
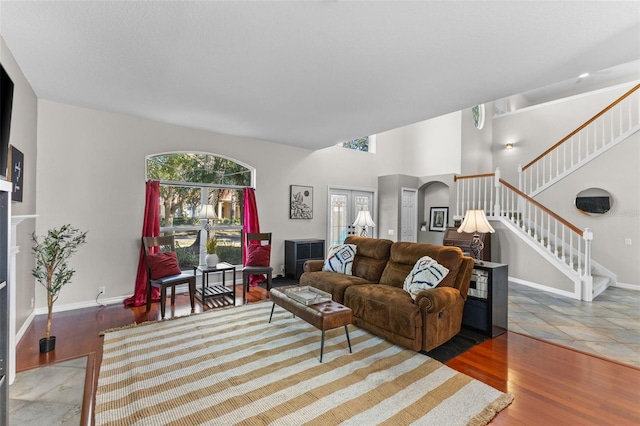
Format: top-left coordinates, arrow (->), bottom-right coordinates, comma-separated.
578,72 -> 589,79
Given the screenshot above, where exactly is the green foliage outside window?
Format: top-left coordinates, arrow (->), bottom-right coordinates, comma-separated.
340,137 -> 369,152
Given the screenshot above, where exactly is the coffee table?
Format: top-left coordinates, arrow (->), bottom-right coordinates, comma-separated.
269,286 -> 352,363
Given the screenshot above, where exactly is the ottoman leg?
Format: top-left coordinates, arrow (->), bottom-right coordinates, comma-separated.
269,303 -> 276,323
320,330 -> 326,363
344,325 -> 352,353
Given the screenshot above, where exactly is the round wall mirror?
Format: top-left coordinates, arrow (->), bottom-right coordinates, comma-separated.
575,188 -> 612,216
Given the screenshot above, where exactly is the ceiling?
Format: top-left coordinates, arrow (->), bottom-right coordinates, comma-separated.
1,1 -> 639,150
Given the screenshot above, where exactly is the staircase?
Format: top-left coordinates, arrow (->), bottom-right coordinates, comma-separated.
454,83 -> 638,301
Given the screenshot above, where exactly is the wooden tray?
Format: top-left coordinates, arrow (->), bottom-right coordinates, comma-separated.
285,286 -> 331,305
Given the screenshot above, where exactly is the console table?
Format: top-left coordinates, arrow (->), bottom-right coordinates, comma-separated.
462,262 -> 508,337
285,239 -> 325,280
193,263 -> 237,306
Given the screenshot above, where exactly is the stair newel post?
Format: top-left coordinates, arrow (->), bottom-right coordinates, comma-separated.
494,167 -> 501,217
518,164 -> 523,193
582,228 -> 593,302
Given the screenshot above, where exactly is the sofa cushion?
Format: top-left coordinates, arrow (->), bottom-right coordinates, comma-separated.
403,256 -> 449,300
345,284 -> 421,341
322,244 -> 357,275
301,271 -> 372,304
380,242 -> 463,289
344,235 -> 393,282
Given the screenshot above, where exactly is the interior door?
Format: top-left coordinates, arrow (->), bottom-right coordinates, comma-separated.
328,188 -> 375,248
401,188 -> 417,242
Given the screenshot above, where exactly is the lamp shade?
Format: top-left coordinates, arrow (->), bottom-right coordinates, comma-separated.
352,210 -> 376,228
198,204 -> 217,220
457,210 -> 495,234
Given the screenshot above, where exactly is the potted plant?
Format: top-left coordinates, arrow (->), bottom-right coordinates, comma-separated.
205,234 -> 218,267
31,224 -> 87,353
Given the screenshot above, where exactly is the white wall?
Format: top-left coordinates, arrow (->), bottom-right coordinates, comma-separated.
401,111 -> 462,177
34,100 -> 410,308
0,36 -> 38,334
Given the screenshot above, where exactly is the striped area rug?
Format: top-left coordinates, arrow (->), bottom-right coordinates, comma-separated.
96,302 -> 513,425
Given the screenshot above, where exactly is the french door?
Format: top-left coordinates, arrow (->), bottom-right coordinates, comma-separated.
327,188 -> 375,248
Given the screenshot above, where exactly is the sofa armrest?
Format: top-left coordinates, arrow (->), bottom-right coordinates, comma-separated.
303,259 -> 324,273
415,287 -> 463,313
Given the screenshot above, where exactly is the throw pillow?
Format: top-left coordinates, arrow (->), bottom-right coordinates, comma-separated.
247,244 -> 271,267
322,244 -> 357,275
146,251 -> 182,280
403,256 -> 449,300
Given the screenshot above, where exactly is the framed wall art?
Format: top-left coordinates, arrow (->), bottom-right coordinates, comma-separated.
290,185 -> 313,219
429,207 -> 448,232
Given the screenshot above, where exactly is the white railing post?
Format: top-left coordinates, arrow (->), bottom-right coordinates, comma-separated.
494,167 -> 501,217
582,227 -> 593,302
583,228 -> 593,277
518,164 -> 523,193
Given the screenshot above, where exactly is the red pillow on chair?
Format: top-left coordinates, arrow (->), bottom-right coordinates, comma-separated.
247,244 -> 271,267
146,251 -> 182,279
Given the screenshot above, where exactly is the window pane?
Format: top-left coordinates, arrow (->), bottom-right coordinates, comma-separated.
147,153 -> 251,186
159,185 -> 201,228
340,137 -> 369,152
162,229 -> 200,270
205,188 -> 243,225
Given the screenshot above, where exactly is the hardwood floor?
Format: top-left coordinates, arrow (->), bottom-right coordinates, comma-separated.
16,285 -> 640,425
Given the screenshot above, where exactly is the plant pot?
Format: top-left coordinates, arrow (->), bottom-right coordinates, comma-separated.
205,253 -> 219,267
39,336 -> 56,353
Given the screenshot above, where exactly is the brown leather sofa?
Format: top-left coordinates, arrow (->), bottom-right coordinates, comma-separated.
300,235 -> 475,352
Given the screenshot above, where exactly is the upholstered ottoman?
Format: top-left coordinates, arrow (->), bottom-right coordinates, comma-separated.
269,286 -> 352,362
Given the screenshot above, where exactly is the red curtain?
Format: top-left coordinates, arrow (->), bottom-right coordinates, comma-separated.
243,187 -> 265,286
124,180 -> 161,307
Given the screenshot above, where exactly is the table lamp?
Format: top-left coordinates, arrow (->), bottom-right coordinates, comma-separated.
353,209 -> 376,237
457,210 -> 494,261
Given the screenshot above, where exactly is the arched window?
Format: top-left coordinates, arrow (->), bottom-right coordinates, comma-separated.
146,152 -> 254,269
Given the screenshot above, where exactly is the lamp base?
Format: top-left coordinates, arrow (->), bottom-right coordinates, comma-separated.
470,234 -> 484,261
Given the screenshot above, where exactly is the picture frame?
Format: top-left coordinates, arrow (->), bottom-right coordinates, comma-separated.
7,145 -> 23,202
429,207 -> 448,232
290,185 -> 313,219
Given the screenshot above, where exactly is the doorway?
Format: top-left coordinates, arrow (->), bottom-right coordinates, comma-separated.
400,188 -> 418,242
327,188 -> 375,248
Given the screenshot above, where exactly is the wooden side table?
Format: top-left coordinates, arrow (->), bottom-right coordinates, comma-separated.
193,263 -> 238,306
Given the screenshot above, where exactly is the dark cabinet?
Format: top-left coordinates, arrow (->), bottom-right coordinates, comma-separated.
285,239 -> 325,280
443,227 -> 491,261
462,262 -> 508,337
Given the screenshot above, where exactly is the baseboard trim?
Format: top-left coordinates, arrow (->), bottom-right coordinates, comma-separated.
613,281 -> 640,291
508,276 -> 579,299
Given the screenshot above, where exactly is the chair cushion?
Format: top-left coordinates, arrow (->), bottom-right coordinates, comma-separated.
247,244 -> 271,266
403,256 -> 449,300
323,244 -> 357,275
146,251 -> 181,279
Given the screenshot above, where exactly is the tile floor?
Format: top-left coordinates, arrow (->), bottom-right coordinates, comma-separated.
508,282 -> 640,368
9,356 -> 86,425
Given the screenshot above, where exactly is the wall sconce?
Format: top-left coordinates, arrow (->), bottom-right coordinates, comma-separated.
420,222 -> 427,232
505,143 -> 514,150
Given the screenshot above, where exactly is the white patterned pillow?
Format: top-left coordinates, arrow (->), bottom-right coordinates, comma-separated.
403,256 -> 449,300
322,244 -> 357,275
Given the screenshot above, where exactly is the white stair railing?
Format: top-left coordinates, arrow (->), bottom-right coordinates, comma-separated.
454,170 -> 595,301
519,83 -> 640,196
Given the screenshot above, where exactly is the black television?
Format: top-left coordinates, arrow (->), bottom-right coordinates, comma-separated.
0,63 -> 15,180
